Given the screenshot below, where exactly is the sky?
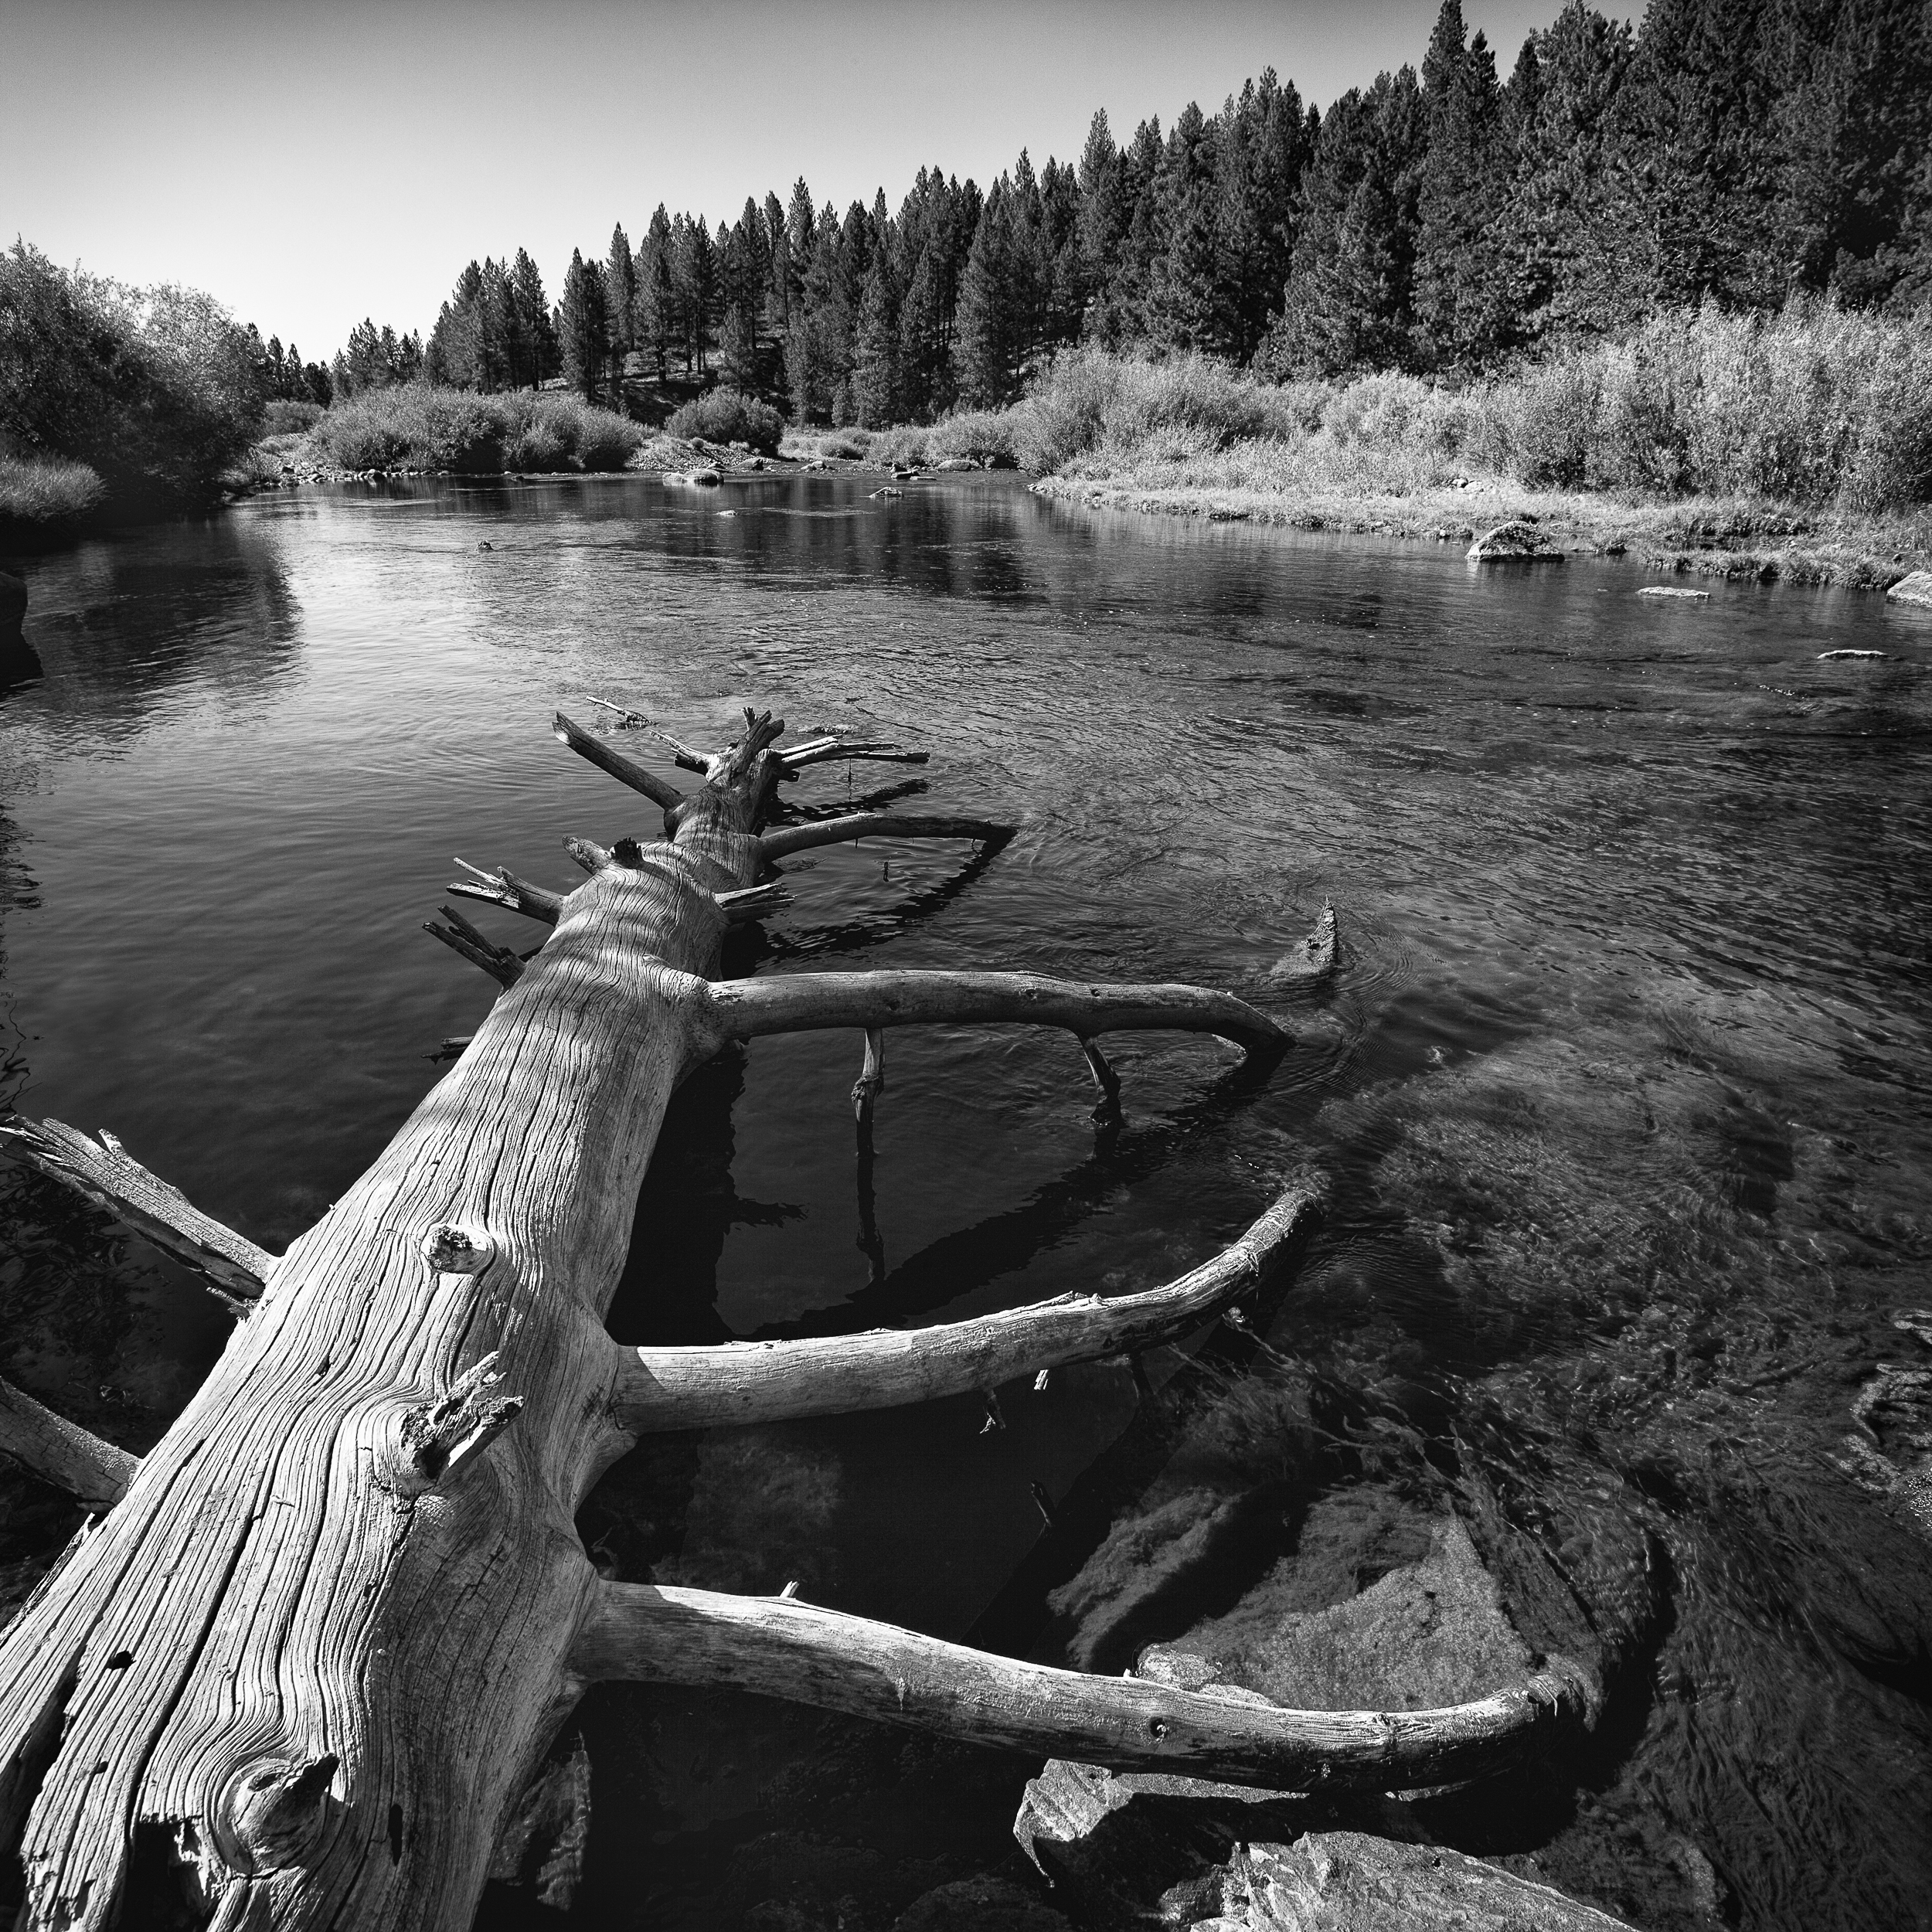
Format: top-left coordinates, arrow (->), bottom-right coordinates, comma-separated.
2,0 -> 1605,362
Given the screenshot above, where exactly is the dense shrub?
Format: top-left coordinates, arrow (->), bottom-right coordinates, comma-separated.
0,455 -> 107,536
981,306 -> 1932,512
926,410 -> 1018,468
665,387 -> 785,455
307,386 -> 641,474
261,399 -> 325,437
0,243 -> 264,514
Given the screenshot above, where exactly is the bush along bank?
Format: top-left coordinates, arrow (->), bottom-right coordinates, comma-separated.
1,242 -> 267,549
1000,308 -> 1932,590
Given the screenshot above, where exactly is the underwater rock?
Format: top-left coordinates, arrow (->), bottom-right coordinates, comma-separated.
1197,1834 -> 1641,1931
484,1728 -> 590,1910
1636,586 -> 1708,600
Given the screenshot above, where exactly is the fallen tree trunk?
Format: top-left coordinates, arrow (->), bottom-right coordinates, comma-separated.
0,705 -> 1578,1930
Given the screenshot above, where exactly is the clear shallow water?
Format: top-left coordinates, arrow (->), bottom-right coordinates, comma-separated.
0,474 -> 1929,1930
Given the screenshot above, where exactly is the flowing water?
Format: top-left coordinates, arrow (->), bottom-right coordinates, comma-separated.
1,474 -> 1928,1930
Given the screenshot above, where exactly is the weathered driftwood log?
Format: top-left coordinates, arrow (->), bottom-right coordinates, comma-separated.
0,704 -> 1576,1931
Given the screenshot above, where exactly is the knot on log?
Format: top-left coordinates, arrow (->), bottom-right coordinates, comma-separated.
388,1352 -> 523,1498
215,1752 -> 339,1875
420,1223 -> 495,1274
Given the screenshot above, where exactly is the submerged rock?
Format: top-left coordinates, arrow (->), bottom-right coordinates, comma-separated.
1468,522 -> 1562,562
1636,585 -> 1708,600
893,1876 -> 1073,1931
1885,569 -> 1932,607
1818,648 -> 1886,660
1199,1834 -> 1641,1930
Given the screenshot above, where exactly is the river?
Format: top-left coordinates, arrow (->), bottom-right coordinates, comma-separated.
1,473 -> 1928,1931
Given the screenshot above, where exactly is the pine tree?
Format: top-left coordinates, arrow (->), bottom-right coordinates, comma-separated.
896,243 -> 953,421
852,252 -> 902,427
954,189 -> 1022,406
1268,70 -> 1430,375
1497,2 -> 1638,344
1414,1 -> 1508,367
634,208 -> 674,385
605,225 -> 636,397
510,249 -> 557,388
558,250 -> 610,402
1145,103 -> 1235,352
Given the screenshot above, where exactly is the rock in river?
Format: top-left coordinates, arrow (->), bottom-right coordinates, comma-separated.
1468,522 -> 1562,562
1885,569 -> 1932,607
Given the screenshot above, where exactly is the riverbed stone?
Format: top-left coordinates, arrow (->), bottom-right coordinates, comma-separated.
1468,522 -> 1562,562
1885,569 -> 1932,607
1196,1834 -> 1643,1931
1636,585 -> 1708,600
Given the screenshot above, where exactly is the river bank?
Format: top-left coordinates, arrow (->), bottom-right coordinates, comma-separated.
1029,470 -> 1930,591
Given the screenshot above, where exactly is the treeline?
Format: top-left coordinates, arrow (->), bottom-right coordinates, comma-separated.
371,0 -> 1929,430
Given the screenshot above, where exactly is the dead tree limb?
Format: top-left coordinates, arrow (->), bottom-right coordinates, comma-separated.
567,1584 -> 1591,1791
423,905 -> 525,986
552,709 -> 684,814
705,969 -> 1287,1064
0,1115 -> 271,1304
776,739 -> 930,771
0,1378 -> 136,1509
1271,900 -> 1338,987
611,1181 -> 1318,1431
760,813 -> 1013,862
447,862 -> 563,927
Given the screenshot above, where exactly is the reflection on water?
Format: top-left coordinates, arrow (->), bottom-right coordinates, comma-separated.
1,475 -> 1930,1930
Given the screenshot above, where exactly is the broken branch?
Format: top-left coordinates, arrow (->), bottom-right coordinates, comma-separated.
423,906 -> 525,988
0,1115 -> 271,1304
611,1182 -> 1318,1432
0,1377 -> 136,1509
777,739 -> 930,771
706,969 -> 1287,1063
447,862 -> 563,927
760,813 -> 1014,863
568,1583 -> 1590,1791
552,710 -> 684,813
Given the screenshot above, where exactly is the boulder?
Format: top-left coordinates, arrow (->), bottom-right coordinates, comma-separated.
935,457 -> 980,472
1467,522 -> 1561,562
1885,569 -> 1932,607
893,1876 -> 1073,1932
1635,585 -> 1707,600
1198,1834 -> 1641,1931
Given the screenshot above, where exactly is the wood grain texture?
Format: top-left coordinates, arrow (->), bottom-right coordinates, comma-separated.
614,1182 -> 1321,1431
569,1585 -> 1591,1791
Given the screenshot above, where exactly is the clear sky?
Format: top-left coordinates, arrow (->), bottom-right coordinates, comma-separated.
3,0 -> 1600,362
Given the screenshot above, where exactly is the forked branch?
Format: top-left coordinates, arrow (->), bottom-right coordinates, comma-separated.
0,1376 -> 136,1509
706,969 -> 1287,1063
760,814 -> 1013,863
777,738 -> 930,772
447,862 -> 563,927
568,1583 -> 1590,1791
0,1116 -> 271,1304
611,1181 -> 1320,1431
